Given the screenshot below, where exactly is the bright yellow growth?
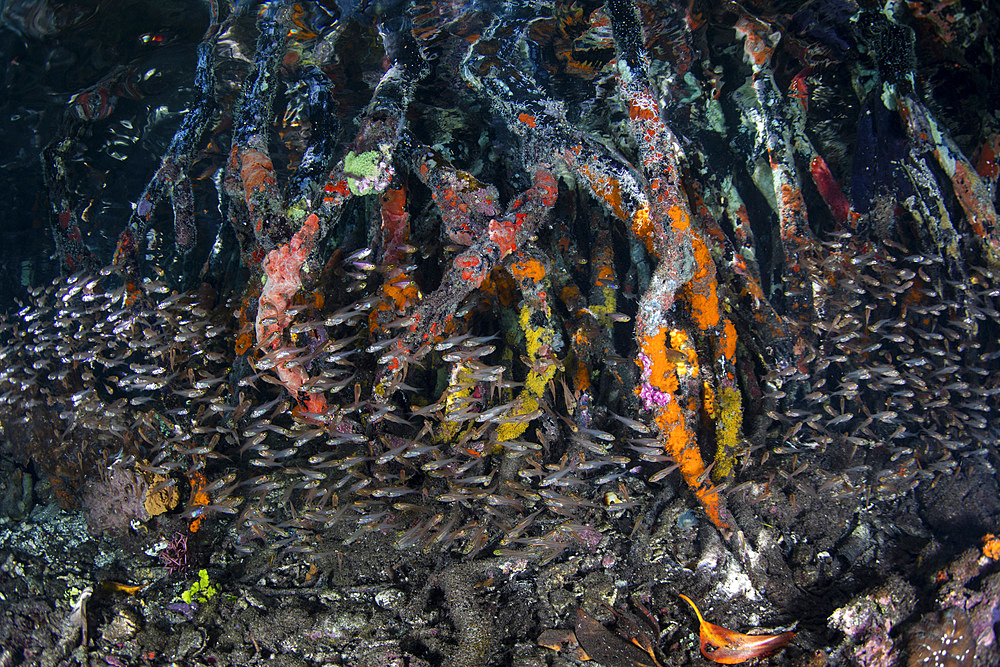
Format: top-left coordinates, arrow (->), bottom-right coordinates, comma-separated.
495,394 -> 540,442
440,364 -> 477,440
496,304 -> 558,442
712,387 -> 742,482
586,283 -> 618,325
179,569 -> 217,605
520,304 -> 556,396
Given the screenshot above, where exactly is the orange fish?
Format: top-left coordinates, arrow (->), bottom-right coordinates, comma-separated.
99,581 -> 146,595
679,594 -> 795,664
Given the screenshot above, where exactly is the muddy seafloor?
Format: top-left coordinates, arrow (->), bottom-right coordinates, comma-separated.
3,447 -> 999,666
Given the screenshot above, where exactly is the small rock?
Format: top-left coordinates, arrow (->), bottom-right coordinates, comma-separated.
375,587 -> 406,611
100,608 -> 141,644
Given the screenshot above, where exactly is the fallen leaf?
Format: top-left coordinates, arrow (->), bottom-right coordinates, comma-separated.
537,628 -> 577,652
600,601 -> 662,666
678,594 -> 795,664
575,608 -> 660,667
537,627 -> 589,661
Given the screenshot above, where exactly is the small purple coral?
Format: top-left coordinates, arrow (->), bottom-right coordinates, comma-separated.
158,532 -> 189,577
637,353 -> 673,410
